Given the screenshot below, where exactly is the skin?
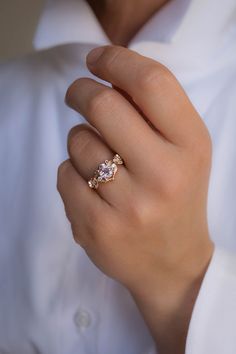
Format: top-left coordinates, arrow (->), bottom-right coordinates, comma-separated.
86,0 -> 169,46
57,2 -> 215,354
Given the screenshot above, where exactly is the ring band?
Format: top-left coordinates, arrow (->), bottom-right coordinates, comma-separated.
88,153 -> 124,189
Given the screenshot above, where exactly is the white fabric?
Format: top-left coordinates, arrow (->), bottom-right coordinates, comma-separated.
186,248 -> 236,354
0,0 -> 236,353
34,0 -> 111,49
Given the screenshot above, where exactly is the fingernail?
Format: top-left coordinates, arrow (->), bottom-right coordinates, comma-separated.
87,47 -> 105,65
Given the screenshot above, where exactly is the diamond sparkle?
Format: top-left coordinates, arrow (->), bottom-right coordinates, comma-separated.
96,161 -> 118,182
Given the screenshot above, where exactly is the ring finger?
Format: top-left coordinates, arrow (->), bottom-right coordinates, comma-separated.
67,123 -> 133,208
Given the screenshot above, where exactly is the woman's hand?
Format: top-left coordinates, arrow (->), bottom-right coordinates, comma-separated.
57,45 -> 214,354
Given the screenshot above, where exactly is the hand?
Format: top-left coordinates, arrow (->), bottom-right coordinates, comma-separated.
57,45 -> 214,353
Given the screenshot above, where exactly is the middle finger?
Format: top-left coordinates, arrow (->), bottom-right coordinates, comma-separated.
66,77 -> 167,176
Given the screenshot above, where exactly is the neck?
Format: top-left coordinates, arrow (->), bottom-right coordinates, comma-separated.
86,0 -> 169,46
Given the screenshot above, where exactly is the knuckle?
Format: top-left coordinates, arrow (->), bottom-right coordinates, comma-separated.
57,159 -> 71,191
65,79 -> 79,107
86,208 -> 113,241
128,198 -> 153,226
88,88 -> 116,117
68,126 -> 91,156
71,223 -> 88,249
138,64 -> 172,91
57,159 -> 71,177
103,46 -> 126,72
160,165 -> 186,200
65,78 -> 89,108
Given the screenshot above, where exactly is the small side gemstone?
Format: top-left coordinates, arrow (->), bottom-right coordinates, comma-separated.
113,154 -> 123,165
88,178 -> 98,189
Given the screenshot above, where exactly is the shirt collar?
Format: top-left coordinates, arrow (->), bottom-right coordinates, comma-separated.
34,0 -> 236,51
34,0 -> 110,50
34,0 -> 191,50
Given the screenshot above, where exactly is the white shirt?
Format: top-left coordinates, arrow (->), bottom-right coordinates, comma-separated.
0,0 -> 236,353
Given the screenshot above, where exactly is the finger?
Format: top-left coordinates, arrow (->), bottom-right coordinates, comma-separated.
86,45 -> 205,146
67,123 -> 133,208
57,159 -> 108,246
65,77 -> 167,175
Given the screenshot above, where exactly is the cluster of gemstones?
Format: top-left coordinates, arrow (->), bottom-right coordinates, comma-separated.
88,154 -> 124,189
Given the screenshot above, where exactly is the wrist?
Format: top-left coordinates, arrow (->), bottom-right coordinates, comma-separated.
129,238 -> 214,298
128,240 -> 214,354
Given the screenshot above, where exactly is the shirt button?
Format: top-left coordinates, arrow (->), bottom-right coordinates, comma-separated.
74,309 -> 92,330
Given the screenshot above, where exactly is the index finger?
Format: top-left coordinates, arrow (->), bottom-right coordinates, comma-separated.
86,45 -> 205,146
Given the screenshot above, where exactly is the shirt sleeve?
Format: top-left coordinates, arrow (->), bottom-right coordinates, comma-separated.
185,246 -> 236,354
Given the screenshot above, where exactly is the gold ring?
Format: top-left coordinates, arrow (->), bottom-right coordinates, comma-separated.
88,154 -> 124,190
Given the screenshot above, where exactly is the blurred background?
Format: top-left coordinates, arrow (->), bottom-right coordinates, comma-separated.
0,0 -> 44,61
